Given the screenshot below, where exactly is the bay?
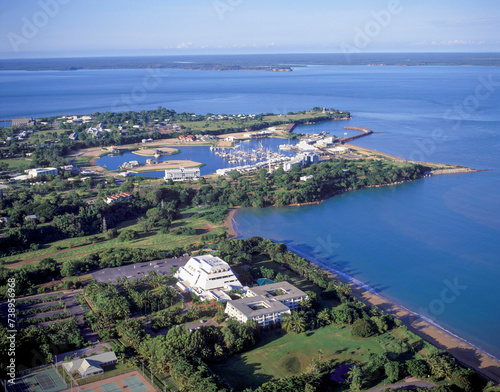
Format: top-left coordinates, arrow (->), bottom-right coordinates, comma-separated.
1,63 -> 499,358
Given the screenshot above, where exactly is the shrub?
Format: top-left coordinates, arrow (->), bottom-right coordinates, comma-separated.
351,318 -> 376,338
118,229 -> 138,242
406,358 -> 428,378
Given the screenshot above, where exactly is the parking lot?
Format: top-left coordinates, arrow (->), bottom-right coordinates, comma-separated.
91,256 -> 190,283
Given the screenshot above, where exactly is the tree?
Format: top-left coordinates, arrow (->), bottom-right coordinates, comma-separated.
450,369 -> 475,392
281,311 -> 306,334
347,365 -> 362,392
406,358 -> 428,378
138,216 -> 154,232
118,229 -> 138,242
384,361 -> 402,383
426,353 -> 455,379
317,309 -> 331,326
105,228 -> 118,239
351,318 -> 376,338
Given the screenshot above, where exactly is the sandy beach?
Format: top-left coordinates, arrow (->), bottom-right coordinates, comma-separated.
344,275 -> 500,384
224,208 -> 239,238
131,160 -> 202,172
226,207 -> 500,384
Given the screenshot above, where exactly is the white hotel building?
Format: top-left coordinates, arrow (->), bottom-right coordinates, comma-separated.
164,166 -> 200,181
175,255 -> 242,300
225,282 -> 308,326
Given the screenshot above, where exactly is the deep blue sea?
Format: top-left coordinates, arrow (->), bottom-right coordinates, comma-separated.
1,65 -> 499,358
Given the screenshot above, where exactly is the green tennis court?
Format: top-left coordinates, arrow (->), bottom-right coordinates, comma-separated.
7,368 -> 66,392
122,376 -> 148,392
99,382 -> 121,392
79,389 -> 95,392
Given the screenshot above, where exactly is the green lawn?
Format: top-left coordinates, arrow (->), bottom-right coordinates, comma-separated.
211,325 -> 390,390
177,111 -> 338,134
1,208 -> 227,266
0,158 -> 31,171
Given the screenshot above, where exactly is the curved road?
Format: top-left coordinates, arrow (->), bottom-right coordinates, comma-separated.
365,378 -> 436,392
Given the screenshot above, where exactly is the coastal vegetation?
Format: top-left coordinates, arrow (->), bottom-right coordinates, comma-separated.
0,228 -> 493,392
3,237 -> 489,391
0,156 -> 427,262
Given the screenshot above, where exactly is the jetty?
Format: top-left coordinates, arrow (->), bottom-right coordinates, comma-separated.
340,126 -> 373,144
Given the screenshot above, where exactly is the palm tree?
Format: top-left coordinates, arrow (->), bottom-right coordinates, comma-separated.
282,311 -> 306,334
347,365 -> 362,392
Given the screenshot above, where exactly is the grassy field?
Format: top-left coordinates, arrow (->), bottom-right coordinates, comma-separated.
212,325 -> 393,390
1,208 -> 227,267
1,157 -> 32,171
177,111 -> 338,134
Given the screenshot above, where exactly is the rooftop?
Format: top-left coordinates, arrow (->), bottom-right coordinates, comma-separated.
228,295 -> 290,318
249,281 -> 307,302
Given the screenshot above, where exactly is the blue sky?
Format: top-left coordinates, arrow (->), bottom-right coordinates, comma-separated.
1,0 -> 499,58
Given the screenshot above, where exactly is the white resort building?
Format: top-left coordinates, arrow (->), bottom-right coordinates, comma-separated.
164,166 -> 201,181
225,282 -> 308,326
175,255 -> 242,300
25,167 -> 58,178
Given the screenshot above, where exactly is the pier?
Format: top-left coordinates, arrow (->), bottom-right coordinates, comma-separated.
340,126 -> 373,143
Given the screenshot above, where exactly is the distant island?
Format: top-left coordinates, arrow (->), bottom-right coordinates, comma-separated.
1,53 -> 500,71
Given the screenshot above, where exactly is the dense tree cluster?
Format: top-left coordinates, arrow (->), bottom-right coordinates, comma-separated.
0,318 -> 85,375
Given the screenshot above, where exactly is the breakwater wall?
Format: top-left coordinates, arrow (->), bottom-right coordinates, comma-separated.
340,126 -> 373,144
428,168 -> 479,176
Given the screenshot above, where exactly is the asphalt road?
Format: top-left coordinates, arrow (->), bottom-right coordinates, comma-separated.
365,378 -> 436,392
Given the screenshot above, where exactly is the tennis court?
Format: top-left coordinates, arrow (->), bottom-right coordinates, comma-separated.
34,373 -> 58,391
7,368 -> 66,392
78,389 -> 95,392
98,382 -> 121,392
7,380 -> 31,392
122,376 -> 148,392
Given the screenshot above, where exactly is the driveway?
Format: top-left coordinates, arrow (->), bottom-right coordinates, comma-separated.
365,377 -> 436,392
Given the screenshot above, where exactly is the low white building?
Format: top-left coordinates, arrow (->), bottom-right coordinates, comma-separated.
175,255 -> 242,296
225,282 -> 308,326
62,352 -> 117,378
105,192 -> 133,204
26,167 -> 58,178
164,166 -> 200,181
328,146 -> 349,154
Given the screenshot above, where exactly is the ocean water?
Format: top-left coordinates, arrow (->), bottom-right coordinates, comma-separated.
1,64 -> 499,358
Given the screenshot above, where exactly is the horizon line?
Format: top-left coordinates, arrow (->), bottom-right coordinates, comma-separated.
2,51 -> 500,61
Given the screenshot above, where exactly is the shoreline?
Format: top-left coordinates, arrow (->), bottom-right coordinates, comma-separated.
227,211 -> 500,385
304,251 -> 500,384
